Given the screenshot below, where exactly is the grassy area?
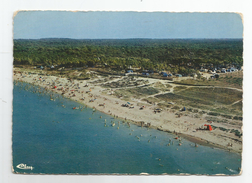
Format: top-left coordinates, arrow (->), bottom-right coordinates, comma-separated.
174,77 -> 217,87
211,125 -> 242,138
131,87 -> 159,95
150,82 -> 172,92
141,97 -> 161,104
114,87 -> 159,100
102,77 -> 149,88
155,87 -> 242,117
210,106 -> 242,116
173,86 -> 188,93
220,72 -> 243,88
174,71 -> 243,89
180,87 -> 242,105
155,92 -> 213,106
231,100 -> 242,111
152,82 -> 172,88
157,103 -> 172,109
205,116 -> 229,123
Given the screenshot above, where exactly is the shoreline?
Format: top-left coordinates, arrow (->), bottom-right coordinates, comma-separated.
131,120 -> 241,154
13,69 -> 242,154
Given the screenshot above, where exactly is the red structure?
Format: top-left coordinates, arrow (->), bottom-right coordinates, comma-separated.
204,124 -> 213,131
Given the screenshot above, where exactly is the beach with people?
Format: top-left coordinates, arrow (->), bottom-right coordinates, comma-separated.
13,67 -> 243,154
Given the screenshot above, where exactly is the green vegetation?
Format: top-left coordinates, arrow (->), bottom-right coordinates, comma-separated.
210,106 -> 242,116
177,87 -> 242,105
115,87 -> 159,100
151,82 -> 172,92
173,86 -> 188,92
142,97 -> 160,104
210,126 -> 242,138
14,39 -> 243,75
218,127 -> 230,132
221,114 -> 233,119
175,71 -> 243,89
130,87 -> 159,95
205,117 -> 229,124
174,79 -> 214,86
208,112 -> 220,116
233,116 -> 243,121
171,105 -> 180,110
157,103 -> 172,108
155,87 -> 242,118
156,92 -> 212,107
230,129 -> 242,138
102,77 -> 148,88
232,101 -> 242,111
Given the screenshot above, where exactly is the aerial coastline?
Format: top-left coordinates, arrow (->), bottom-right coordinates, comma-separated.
13,66 -> 243,154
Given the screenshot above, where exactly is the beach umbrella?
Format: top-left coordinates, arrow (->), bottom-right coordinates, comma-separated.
54,86 -> 57,88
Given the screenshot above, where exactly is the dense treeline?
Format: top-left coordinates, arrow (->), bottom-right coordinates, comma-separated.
13,38 -> 243,73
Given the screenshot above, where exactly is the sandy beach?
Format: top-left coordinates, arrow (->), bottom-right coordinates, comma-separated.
13,68 -> 242,154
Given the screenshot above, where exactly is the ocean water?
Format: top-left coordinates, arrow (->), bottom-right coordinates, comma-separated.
12,82 -> 241,175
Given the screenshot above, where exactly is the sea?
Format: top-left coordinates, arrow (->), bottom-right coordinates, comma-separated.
12,82 -> 242,175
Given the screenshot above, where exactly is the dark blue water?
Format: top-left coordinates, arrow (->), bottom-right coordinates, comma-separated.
12,82 -> 241,175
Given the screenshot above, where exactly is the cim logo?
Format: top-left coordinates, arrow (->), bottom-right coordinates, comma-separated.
16,163 -> 34,170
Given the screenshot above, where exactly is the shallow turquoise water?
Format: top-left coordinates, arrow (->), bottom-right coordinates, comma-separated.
12,82 -> 241,175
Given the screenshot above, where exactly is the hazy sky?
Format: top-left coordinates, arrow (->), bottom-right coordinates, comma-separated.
13,11 -> 243,39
